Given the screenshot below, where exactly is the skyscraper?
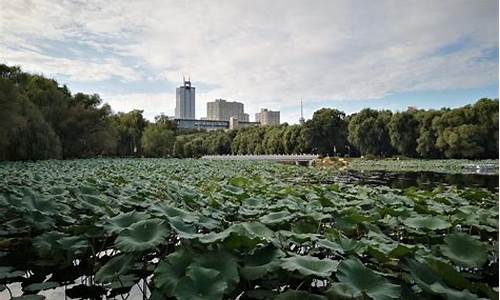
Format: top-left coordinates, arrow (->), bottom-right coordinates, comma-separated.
175,78 -> 195,119
207,99 -> 249,122
255,108 -> 280,126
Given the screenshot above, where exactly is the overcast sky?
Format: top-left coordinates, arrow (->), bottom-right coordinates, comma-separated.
1,0 -> 498,123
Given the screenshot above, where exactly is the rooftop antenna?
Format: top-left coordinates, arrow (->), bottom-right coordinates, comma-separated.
299,98 -> 305,125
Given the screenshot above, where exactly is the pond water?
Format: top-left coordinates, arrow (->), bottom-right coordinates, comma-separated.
333,170 -> 499,191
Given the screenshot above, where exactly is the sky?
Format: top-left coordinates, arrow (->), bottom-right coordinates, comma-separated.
1,0 -> 498,124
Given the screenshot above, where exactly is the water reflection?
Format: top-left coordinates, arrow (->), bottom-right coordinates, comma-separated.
334,170 -> 498,191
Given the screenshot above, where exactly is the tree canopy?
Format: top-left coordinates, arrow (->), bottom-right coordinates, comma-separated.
0,64 -> 497,161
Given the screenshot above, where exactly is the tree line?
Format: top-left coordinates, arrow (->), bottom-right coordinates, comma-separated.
0,64 -> 498,161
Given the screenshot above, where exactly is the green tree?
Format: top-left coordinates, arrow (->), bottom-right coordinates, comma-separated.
389,111 -> 420,157
112,110 -> 148,156
436,124 -> 486,158
59,94 -> 117,158
416,110 -> 443,158
307,108 -> 347,156
348,109 -> 394,157
142,123 -> 176,157
0,67 -> 62,160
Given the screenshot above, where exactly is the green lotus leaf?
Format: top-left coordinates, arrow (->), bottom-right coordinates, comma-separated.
223,184 -> 245,196
281,255 -> 338,278
154,249 -> 192,297
335,211 -> 369,232
260,211 -> 293,225
108,273 -> 139,289
228,176 -> 252,187
194,250 -> 239,291
21,188 -> 59,214
326,282 -> 364,299
12,295 -> 46,300
278,230 -> 319,243
197,215 -> 219,230
235,222 -> 274,239
241,246 -> 284,280
227,222 -> 275,247
168,216 -> 198,239
440,233 -> 489,268
239,206 -> 263,217
317,239 -> 345,254
275,290 -> 327,300
174,265 -> 228,300
426,257 -> 495,299
152,204 -> 198,223
80,194 -> 110,210
115,219 -> 170,252
198,222 -> 273,244
24,281 -> 59,292
0,266 -> 25,279
403,259 -> 484,300
95,254 -> 135,283
332,258 -> 400,300
244,289 -> 277,299
198,229 -> 233,244
104,211 -> 149,234
403,215 -> 451,230
242,197 -> 266,207
32,231 -> 67,257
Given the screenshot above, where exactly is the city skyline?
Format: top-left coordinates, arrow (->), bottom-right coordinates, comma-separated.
1,0 -> 498,124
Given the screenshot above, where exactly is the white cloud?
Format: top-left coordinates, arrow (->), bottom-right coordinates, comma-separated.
0,0 -> 498,123
103,92 -> 175,121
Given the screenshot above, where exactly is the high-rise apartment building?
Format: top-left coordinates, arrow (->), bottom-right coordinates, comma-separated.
207,99 -> 249,122
255,108 -> 280,126
175,78 -> 195,119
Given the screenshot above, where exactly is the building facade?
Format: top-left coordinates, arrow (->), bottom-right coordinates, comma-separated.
175,118 -> 228,131
207,99 -> 249,122
255,108 -> 280,126
175,79 -> 195,119
175,118 -> 259,131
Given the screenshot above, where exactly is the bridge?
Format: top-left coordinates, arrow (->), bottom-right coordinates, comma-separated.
201,154 -> 319,166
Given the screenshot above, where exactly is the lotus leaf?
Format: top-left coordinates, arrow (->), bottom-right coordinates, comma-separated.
0,266 -> 24,279
440,233 -> 489,268
104,211 -> 150,234
331,258 -> 400,300
95,254 -> 135,283
174,265 -> 228,300
281,255 -> 338,278
275,290 -> 327,300
24,281 -> 59,292
154,250 -> 192,296
115,219 -> 170,252
403,215 -> 451,230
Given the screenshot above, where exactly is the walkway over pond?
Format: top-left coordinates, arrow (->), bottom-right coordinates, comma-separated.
202,154 -> 319,165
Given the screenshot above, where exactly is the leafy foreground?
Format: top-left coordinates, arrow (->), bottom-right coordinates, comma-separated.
0,159 -> 498,300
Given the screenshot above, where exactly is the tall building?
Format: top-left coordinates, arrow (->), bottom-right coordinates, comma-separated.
175,78 -> 195,119
207,99 -> 249,122
255,108 -> 280,126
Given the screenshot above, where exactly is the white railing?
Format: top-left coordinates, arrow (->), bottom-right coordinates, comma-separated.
201,154 -> 319,161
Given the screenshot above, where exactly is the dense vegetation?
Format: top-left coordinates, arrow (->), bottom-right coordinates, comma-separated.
1,64 -> 498,161
348,158 -> 499,175
0,159 -> 498,299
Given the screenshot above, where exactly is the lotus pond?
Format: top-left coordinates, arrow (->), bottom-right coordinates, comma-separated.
0,159 -> 498,300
